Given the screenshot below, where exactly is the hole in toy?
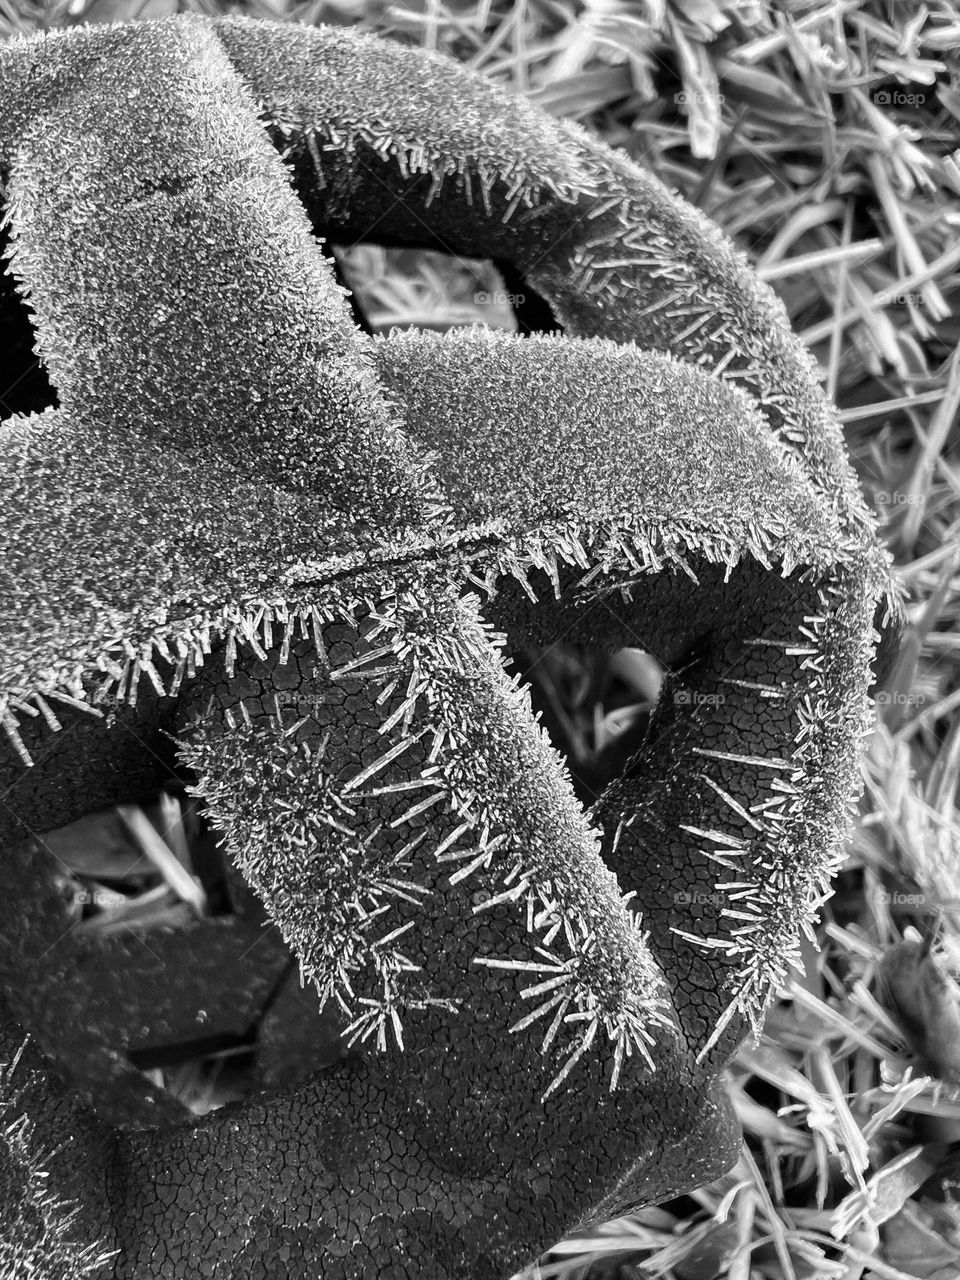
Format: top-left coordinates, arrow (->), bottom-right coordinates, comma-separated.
5,776 -> 348,1125
0,209 -> 57,419
129,1034 -> 259,1118
45,788 -> 234,929
503,643 -> 663,809
329,242 -> 521,337
277,126 -> 562,336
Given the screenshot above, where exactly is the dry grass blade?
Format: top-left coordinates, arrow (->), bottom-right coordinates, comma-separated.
115,804 -> 207,915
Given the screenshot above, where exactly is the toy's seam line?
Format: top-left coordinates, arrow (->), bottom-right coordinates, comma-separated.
0,512 -> 883,763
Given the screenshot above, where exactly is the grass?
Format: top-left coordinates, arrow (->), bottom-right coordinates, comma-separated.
2,0 -> 959,1277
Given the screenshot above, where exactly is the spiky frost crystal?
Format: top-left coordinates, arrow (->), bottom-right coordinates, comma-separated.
0,13 -> 899,1280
